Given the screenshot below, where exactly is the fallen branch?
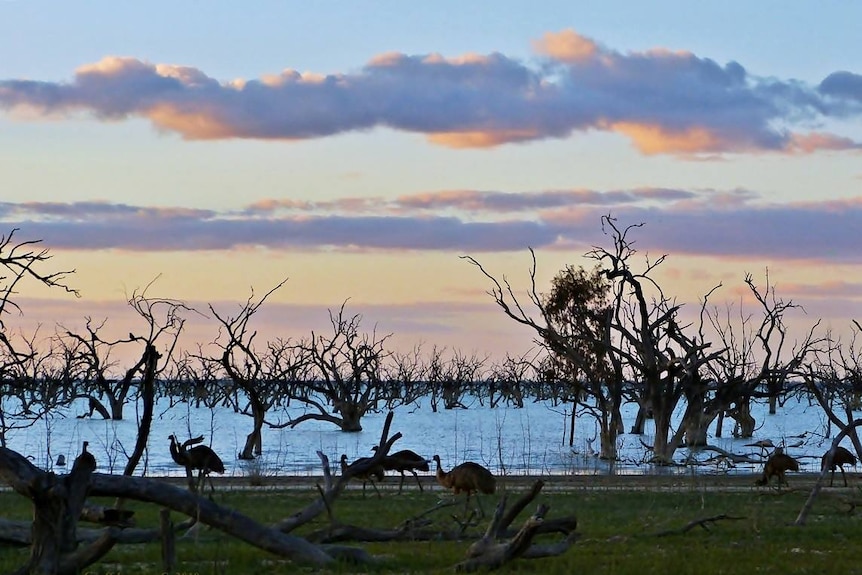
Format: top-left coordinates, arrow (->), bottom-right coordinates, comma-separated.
654,514 -> 745,537
454,480 -> 578,572
456,504 -> 551,572
699,445 -> 762,465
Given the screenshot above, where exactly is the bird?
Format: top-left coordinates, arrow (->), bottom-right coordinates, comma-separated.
755,450 -> 799,489
432,454 -> 496,515
169,434 -> 225,493
340,454 -> 385,498
76,441 -> 97,472
821,445 -> 857,487
371,447 -> 430,493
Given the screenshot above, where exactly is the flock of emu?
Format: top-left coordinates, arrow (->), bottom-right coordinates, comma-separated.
163,430 -> 859,501
756,446 -> 858,488
163,433 -> 497,510
340,449 -> 497,511
161,429 -> 862,498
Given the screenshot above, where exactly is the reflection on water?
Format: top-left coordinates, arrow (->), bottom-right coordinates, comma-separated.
2,394 -> 836,478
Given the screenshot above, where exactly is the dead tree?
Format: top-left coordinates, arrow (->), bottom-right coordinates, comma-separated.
0,444 -> 98,575
207,280 -> 296,459
464,216 -> 710,464
0,229 -> 77,448
288,302 -> 395,432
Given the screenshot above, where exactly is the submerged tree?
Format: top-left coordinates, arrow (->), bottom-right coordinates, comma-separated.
289,303 -> 394,432
0,229 -> 78,448
467,216 -> 725,464
208,280 -> 294,460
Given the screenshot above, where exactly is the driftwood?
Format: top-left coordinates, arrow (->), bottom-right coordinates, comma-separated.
0,444 -> 105,575
698,445 -> 762,465
0,519 -> 158,547
454,480 -> 578,572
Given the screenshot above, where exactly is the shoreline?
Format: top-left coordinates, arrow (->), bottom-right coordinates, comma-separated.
64,471 -> 853,491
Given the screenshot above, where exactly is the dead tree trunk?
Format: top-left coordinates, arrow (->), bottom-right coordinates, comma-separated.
0,445 -> 101,575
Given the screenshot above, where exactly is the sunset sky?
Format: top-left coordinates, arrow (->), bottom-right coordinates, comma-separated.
1,1 -> 861,366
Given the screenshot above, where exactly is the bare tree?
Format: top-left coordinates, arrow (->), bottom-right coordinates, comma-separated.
207,280 -> 290,459
62,319 -> 139,421
425,346 -> 487,412
0,230 -> 78,447
289,302 -> 394,432
692,272 -> 820,442
120,285 -> 192,477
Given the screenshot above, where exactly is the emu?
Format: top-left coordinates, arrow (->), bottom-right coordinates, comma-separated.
169,434 -> 225,493
77,441 -> 96,471
372,446 -> 429,493
755,451 -> 799,488
340,454 -> 385,498
822,445 -> 857,487
432,454 -> 495,515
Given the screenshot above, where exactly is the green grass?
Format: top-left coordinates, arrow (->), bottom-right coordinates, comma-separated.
2,479 -> 861,574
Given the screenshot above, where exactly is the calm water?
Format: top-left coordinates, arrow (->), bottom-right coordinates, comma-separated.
2,394 -> 836,478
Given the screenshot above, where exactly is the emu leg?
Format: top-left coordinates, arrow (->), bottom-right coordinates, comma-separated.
369,479 -> 382,499
412,471 -> 423,492
475,493 -> 486,518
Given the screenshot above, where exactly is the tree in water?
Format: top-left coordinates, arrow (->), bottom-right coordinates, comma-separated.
289,302 -> 395,432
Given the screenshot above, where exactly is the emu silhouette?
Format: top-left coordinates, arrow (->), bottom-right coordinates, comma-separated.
822,446 -> 857,487
340,454 -> 385,498
372,446 -> 429,493
169,434 -> 225,493
77,441 -> 96,471
755,451 -> 799,488
432,454 -> 495,515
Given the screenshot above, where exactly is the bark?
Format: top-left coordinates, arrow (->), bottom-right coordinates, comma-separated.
456,504 -> 554,572
651,404 -> 677,464
0,446 -> 100,575
122,345 -> 160,476
729,399 -> 756,439
238,390 -> 265,459
598,415 -> 619,461
336,402 -> 363,432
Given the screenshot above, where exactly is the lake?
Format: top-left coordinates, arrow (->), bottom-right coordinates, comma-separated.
1,393 -> 839,479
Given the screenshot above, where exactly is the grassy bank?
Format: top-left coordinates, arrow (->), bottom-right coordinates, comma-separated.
1,474 -> 860,574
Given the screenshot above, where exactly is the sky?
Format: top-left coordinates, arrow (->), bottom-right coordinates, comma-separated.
1,1 -> 861,367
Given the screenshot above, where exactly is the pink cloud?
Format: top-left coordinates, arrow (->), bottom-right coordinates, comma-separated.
1,33 -> 861,155
0,186 -> 858,266
531,29 -> 603,63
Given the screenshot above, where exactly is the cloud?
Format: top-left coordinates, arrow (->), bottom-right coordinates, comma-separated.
2,188 -> 862,264
2,30 -> 861,155
532,29 -> 602,63
392,187 -> 695,212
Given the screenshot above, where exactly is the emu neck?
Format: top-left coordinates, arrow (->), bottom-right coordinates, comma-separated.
435,459 -> 451,487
